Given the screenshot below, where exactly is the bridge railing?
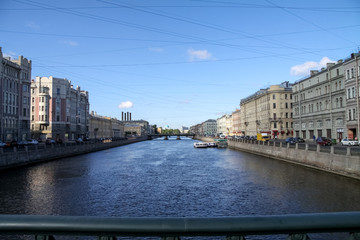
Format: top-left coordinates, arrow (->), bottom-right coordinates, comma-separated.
0,212 -> 359,239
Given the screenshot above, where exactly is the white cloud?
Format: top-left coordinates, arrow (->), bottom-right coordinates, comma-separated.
25,21 -> 40,29
188,48 -> 214,61
60,40 -> 79,47
3,51 -> 17,59
118,101 -> 134,109
290,57 -> 336,76
148,47 -> 164,52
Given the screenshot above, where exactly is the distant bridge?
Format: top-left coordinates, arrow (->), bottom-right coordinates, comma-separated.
147,133 -> 195,140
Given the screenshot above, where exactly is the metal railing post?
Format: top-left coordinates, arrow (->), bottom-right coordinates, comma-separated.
347,147 -> 351,156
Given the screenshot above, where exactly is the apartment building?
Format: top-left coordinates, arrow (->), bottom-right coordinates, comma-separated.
88,112 -> 125,139
30,76 -> 89,142
201,119 -> 217,136
240,82 -> 293,139
343,52 -> 360,139
216,114 -> 229,136
292,61 -> 345,141
0,47 -> 32,141
232,109 -> 241,135
123,120 -> 150,136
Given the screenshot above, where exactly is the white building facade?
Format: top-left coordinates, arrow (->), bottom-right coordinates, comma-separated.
216,114 -> 228,136
30,76 -> 90,142
201,119 -> 217,136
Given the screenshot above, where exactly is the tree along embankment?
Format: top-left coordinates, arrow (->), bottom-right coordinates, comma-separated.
0,137 -> 147,171
227,139 -> 360,180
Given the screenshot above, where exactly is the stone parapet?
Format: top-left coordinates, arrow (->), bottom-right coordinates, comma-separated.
228,139 -> 360,180
0,137 -> 146,171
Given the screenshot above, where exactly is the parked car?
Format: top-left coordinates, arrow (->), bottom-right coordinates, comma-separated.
17,140 -> 29,146
45,138 -> 56,145
27,139 -> 39,145
293,137 -> 305,143
0,141 -> 6,147
341,138 -> 359,146
6,140 -> 18,147
76,138 -> 83,143
285,137 -> 296,144
316,137 -> 332,146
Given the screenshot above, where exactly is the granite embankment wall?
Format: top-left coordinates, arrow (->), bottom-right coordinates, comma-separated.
227,139 -> 360,180
0,137 -> 147,170
194,136 -> 215,142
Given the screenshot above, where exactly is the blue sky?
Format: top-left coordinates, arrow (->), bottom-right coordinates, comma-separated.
1,0 -> 360,129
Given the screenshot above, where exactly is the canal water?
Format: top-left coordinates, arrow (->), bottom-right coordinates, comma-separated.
0,137 -> 359,239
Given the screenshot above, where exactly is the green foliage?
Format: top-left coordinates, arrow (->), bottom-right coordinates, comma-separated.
162,129 -> 180,135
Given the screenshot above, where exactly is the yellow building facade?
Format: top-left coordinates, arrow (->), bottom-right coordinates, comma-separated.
240,82 -> 293,139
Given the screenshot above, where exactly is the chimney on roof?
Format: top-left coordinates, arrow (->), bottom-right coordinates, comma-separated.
310,70 -> 319,76
327,63 -> 335,68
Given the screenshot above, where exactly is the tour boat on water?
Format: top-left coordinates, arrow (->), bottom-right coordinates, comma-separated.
207,142 -> 217,147
193,142 -> 209,148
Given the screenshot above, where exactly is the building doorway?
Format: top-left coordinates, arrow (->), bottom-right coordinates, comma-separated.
302,130 -> 306,139
348,128 -> 357,140
326,129 -> 331,139
317,130 -> 322,137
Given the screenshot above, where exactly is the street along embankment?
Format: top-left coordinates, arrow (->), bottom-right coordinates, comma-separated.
227,139 -> 360,180
0,137 -> 147,171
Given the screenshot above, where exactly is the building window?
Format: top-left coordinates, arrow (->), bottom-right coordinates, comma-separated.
352,87 -> 355,98
274,122 -> 277,128
23,108 -> 26,117
273,103 -> 276,109
273,94 -> 275,99
337,69 -> 339,76
353,109 -> 356,120
32,115 -> 34,121
349,110 -> 352,120
57,115 -> 60,121
57,88 -> 60,95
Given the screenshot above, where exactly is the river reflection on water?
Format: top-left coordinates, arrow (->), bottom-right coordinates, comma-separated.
0,137 -> 359,239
